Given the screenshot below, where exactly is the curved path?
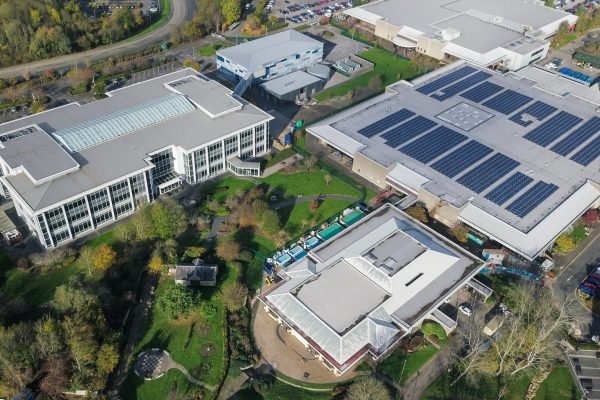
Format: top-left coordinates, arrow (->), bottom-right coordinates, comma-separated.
0,0 -> 197,79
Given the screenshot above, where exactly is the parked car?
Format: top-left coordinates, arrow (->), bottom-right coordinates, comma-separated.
458,304 -> 472,316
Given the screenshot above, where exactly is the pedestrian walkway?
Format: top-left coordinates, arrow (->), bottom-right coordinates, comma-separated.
269,194 -> 361,210
262,154 -> 304,177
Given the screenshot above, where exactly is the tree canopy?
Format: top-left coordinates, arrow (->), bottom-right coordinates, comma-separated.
0,0 -> 147,67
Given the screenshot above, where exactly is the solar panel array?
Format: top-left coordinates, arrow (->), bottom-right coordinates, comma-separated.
357,108 -> 415,138
551,117 -> 600,156
456,153 -> 520,193
416,66 -> 476,95
482,90 -> 533,114
431,141 -> 493,178
506,181 -> 559,218
509,101 -> 557,127
460,81 -> 504,103
381,116 -> 437,148
398,126 -> 467,164
431,71 -> 492,101
484,172 -> 534,206
523,111 -> 583,147
571,135 -> 600,166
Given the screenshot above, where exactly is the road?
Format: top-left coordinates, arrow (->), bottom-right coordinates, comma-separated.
553,227 -> 600,337
0,0 -> 197,79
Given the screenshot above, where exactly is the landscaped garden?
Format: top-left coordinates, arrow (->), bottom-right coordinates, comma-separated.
314,47 -> 436,102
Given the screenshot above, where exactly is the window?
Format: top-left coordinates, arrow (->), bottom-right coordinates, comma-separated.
217,55 -> 224,62
240,128 -> 253,150
72,220 -> 92,235
88,188 -> 112,215
130,173 -> 147,198
37,214 -> 52,247
65,198 -> 89,225
110,180 -> 131,206
115,202 -> 133,217
46,207 -> 67,232
224,135 -> 239,157
184,153 -> 195,184
94,211 -> 113,226
150,149 -> 175,184
208,142 -> 223,163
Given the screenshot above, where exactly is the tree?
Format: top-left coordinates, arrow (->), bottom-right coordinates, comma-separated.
115,222 -> 136,242
451,284 -> 580,390
324,174 -> 333,187
221,281 -> 248,311
406,204 -> 429,223
544,0 -> 554,7
151,198 -> 188,240
216,237 -> 241,262
310,199 -> 320,212
554,233 -> 576,253
305,156 -> 318,171
583,209 -> 599,226
274,230 -> 291,248
0,322 -> 37,397
96,343 -> 119,376
39,357 -> 70,398
33,316 -> 64,359
260,209 -> 280,234
184,246 -> 206,259
62,317 -> 99,371
157,284 -> 195,319
183,58 -> 202,71
450,311 -> 491,385
197,0 -> 223,32
345,377 -> 391,400
147,251 -> 165,275
92,81 -> 106,97
78,246 -> 95,276
252,199 -> 268,220
221,0 -> 241,25
451,223 -> 469,243
92,244 -> 117,272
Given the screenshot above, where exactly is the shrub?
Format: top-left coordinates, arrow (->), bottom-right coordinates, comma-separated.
200,303 -> 217,318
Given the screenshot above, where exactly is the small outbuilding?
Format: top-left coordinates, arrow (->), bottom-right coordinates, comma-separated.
174,258 -> 218,287
260,70 -> 323,103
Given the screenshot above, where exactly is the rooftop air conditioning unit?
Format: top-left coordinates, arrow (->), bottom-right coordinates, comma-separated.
521,24 -> 533,31
440,28 -> 460,41
493,16 -> 503,24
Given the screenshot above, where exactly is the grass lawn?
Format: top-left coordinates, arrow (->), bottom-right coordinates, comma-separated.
235,379 -> 338,400
264,148 -> 298,168
422,372 -> 532,400
121,369 -> 194,400
421,321 -> 449,347
196,43 -> 227,57
278,199 -> 355,238
123,278 -> 228,396
0,257 -> 81,305
314,48 -> 424,102
378,343 -> 439,385
85,230 -> 119,248
534,366 -> 580,400
200,176 -> 256,203
260,170 -> 362,199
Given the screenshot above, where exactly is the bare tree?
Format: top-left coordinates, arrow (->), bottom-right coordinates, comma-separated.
451,283 -> 581,391
345,377 -> 391,400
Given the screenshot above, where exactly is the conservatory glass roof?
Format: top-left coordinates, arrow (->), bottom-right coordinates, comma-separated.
52,93 -> 195,152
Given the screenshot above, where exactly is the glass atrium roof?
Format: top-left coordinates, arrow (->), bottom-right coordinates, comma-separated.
53,94 -> 195,152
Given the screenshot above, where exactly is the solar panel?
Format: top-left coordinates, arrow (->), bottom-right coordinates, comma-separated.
482,90 -> 533,115
381,116 -> 437,148
398,126 -> 467,164
506,181 -> 558,218
430,71 -> 492,101
551,116 -> 600,156
570,134 -> 600,166
357,109 -> 415,138
460,81 -> 504,103
523,111 -> 583,147
431,140 -> 493,178
416,66 -> 477,95
456,153 -> 520,193
509,101 -> 557,127
484,172 -> 533,205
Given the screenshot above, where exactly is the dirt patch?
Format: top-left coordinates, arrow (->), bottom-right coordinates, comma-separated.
195,322 -> 213,338
200,342 -> 217,357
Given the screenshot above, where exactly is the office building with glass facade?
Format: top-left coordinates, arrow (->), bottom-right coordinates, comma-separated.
0,69 -> 273,248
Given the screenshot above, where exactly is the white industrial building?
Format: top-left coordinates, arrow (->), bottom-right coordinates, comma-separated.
0,69 -> 273,249
344,0 -> 577,71
261,204 -> 482,375
308,61 -> 600,261
216,29 -> 324,82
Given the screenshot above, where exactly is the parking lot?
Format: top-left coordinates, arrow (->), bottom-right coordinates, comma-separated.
268,0 -> 352,26
567,350 -> 600,399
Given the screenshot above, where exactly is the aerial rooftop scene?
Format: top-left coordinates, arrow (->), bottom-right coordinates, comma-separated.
0,0 -> 598,399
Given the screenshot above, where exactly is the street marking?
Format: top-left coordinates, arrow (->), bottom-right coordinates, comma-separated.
567,273 -> 575,282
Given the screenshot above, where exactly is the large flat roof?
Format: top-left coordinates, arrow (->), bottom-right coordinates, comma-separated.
217,30 -> 322,72
0,69 -> 273,212
264,205 -> 481,368
295,260 -> 388,333
345,0 -> 575,54
309,61 -> 600,259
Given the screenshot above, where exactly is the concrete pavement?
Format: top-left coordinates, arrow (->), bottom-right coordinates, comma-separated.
0,0 -> 197,79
